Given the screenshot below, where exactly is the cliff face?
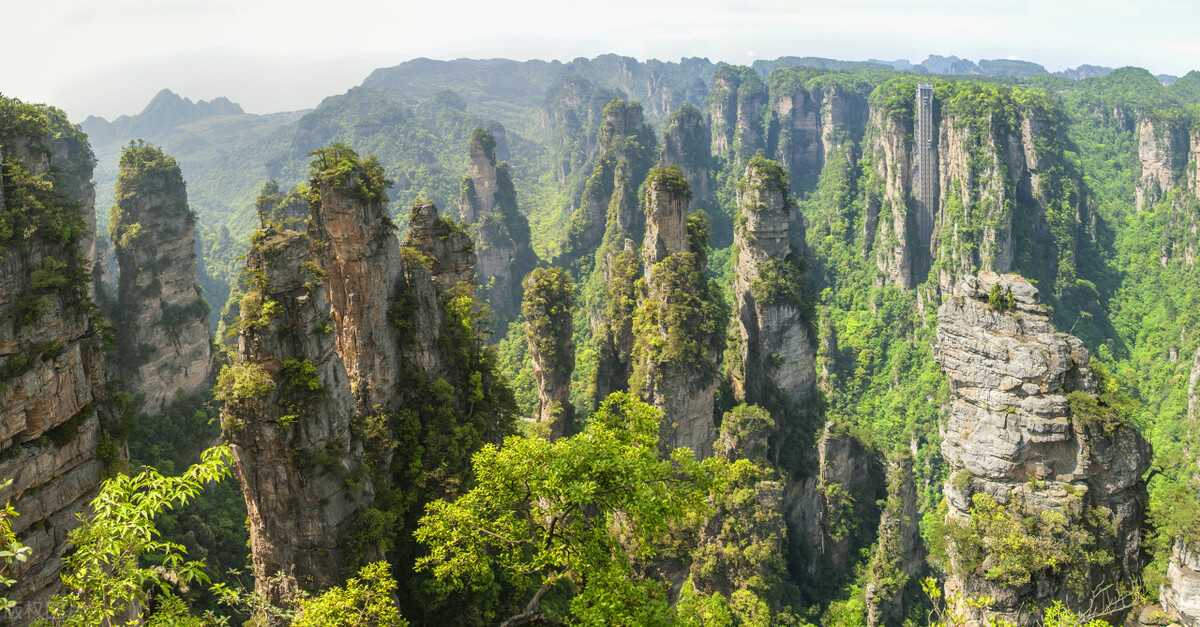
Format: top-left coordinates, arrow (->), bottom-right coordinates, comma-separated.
933,272 -> 1150,625
708,66 -> 767,161
785,425 -> 883,583
109,144 -> 211,413
1161,347 -> 1200,625
224,147 -> 514,618
864,453 -> 924,627
561,98 -> 658,271
870,84 -> 1080,292
307,151 -> 406,411
1163,538 -> 1200,625
729,158 -> 815,413
522,267 -> 576,439
457,128 -> 538,327
220,224 -> 369,607
630,168 -> 724,457
1135,116 -> 1187,211
660,104 -> 712,212
767,77 -> 870,192
0,98 -> 114,610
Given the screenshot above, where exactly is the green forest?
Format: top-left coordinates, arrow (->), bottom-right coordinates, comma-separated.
5,53 -> 1200,627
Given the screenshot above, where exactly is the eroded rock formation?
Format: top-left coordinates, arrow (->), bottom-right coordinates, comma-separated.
560,98 -> 658,271
934,272 -> 1150,626
109,143 -> 211,413
457,128 -> 538,326
660,104 -> 712,212
869,85 -> 1083,292
522,267 -> 575,439
220,223 -> 369,607
0,97 -> 116,612
630,168 -> 724,457
729,157 -> 815,413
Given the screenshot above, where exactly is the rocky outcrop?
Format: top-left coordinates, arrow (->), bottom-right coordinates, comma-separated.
560,98 -> 658,272
0,97 -> 115,615
642,167 -> 691,274
1163,538 -> 1200,625
660,104 -> 712,212
1136,116 -> 1186,211
308,148 -> 406,411
630,168 -> 723,457
766,70 -> 870,192
708,66 -> 766,161
785,425 -> 883,582
870,83 -> 1081,292
522,267 -> 575,439
934,272 -> 1150,626
865,452 -> 925,627
729,157 -> 815,415
220,224 -> 370,609
225,149 -> 513,619
457,128 -> 538,326
109,143 -> 211,413
408,201 -> 475,292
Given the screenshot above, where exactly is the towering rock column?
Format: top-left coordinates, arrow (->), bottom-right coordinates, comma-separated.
522,267 -> 576,439
660,104 -> 712,213
0,98 -> 115,609
219,223 -> 370,610
729,157 -> 815,413
933,272 -> 1149,626
457,128 -> 538,327
110,143 -> 211,413
307,145 -> 405,410
559,98 -> 657,271
631,167 -> 724,457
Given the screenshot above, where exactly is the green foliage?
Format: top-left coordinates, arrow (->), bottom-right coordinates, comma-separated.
308,142 -> 393,204
986,284 -> 1016,312
630,250 -> 728,394
0,480 -> 31,612
214,362 -> 275,409
0,95 -> 93,259
291,562 -> 408,627
750,258 -> 808,310
47,446 -> 232,625
415,392 -> 716,624
945,493 -> 1109,592
1066,358 -> 1138,436
643,165 -> 693,201
522,266 -> 575,383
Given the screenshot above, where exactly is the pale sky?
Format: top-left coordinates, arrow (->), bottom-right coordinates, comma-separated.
4,0 -> 1200,122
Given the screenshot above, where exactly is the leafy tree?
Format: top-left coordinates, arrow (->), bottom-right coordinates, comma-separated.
0,481 -> 30,612
291,562 -> 408,627
415,392 -> 717,624
45,446 -> 232,626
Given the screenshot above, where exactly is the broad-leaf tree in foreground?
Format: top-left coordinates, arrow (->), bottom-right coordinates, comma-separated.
415,392 -> 717,625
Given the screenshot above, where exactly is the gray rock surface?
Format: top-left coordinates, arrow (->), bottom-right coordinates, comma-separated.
111,147 -> 211,413
934,272 -> 1150,626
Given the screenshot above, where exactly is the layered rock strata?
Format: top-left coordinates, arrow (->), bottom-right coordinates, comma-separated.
630,168 -> 723,457
660,104 -> 712,212
220,224 -> 369,608
457,128 -> 538,326
0,98 -> 114,614
109,144 -> 211,413
729,158 -> 815,413
934,272 -> 1150,626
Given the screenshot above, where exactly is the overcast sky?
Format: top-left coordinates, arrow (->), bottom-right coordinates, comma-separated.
5,0 -> 1200,122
